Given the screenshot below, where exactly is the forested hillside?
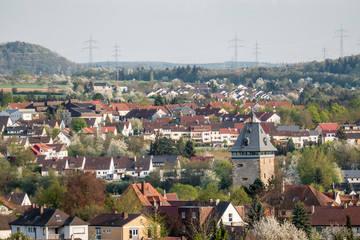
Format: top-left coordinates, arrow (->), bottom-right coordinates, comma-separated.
0,41 -> 79,75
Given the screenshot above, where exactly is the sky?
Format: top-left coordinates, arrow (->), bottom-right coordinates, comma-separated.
1,0 -> 360,64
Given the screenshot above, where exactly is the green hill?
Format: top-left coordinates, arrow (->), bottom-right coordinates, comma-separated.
0,41 -> 79,75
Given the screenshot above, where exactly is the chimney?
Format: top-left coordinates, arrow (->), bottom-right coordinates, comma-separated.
40,206 -> 44,215
142,181 -> 145,195
32,203 -> 36,210
344,203 -> 348,209
163,190 -> 167,199
215,199 -> 220,206
122,212 -> 128,219
311,205 -> 315,215
281,179 -> 286,194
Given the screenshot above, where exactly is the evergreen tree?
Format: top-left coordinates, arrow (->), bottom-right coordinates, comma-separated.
176,137 -> 186,157
248,195 -> 265,228
154,95 -> 165,106
337,127 -> 348,141
292,202 -> 312,239
184,140 -> 196,158
286,138 -> 296,152
346,214 -> 354,240
210,219 -> 228,240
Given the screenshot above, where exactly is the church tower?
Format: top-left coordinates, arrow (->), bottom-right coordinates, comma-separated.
230,113 -> 277,187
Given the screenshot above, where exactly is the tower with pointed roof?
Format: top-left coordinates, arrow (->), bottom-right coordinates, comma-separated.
230,113 -> 277,187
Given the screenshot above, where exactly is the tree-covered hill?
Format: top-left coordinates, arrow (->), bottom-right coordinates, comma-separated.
0,41 -> 80,75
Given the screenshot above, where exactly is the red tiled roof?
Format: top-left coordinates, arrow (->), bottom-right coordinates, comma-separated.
164,193 -> 179,201
9,103 -> 31,109
102,126 -> 117,133
219,128 -> 240,134
318,123 -> 339,131
208,102 -> 233,109
111,103 -> 130,111
310,206 -> 360,226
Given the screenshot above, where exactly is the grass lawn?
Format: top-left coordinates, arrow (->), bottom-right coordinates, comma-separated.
196,148 -> 231,161
0,83 -> 67,89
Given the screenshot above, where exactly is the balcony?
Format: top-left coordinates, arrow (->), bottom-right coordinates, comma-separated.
48,234 -> 64,239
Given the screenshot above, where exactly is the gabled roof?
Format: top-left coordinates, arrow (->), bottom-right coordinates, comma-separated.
2,193 -> 28,206
122,182 -> 170,207
310,206 -> 360,226
10,208 -> 87,227
0,214 -> 17,230
261,185 -> 337,210
317,123 -> 339,131
230,122 -> 277,152
84,157 -> 113,171
9,103 -> 31,109
88,213 -> 142,227
151,155 -> 179,164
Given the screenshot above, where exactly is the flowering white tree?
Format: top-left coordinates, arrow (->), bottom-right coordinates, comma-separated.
107,139 -> 129,157
251,216 -> 308,240
200,169 -> 220,189
283,154 -> 301,185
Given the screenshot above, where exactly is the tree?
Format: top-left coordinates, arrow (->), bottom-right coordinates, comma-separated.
337,127 -> 348,141
39,179 -> 66,209
248,195 -> 265,228
210,219 -> 228,240
154,95 -> 165,106
129,118 -> 143,135
7,232 -> 31,240
292,202 -> 312,239
346,214 -> 354,240
62,172 -> 106,216
245,178 -> 265,198
184,140 -> 196,158
169,183 -> 199,201
286,139 -> 296,153
214,160 -> 232,190
115,188 -> 143,214
107,139 -> 129,157
143,208 -> 168,239
93,92 -> 104,101
230,186 -> 252,205
251,216 -> 308,240
71,118 -> 87,132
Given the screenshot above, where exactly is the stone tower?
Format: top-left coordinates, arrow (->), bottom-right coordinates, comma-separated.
230,115 -> 277,187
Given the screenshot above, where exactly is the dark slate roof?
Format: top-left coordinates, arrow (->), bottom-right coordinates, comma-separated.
88,213 -> 141,227
230,122 -> 277,152
29,136 -> 52,144
3,193 -> 28,206
94,83 -> 108,87
10,208 -> 87,227
344,170 -> 360,178
0,116 -> 10,130
84,157 -> 112,171
277,125 -> 300,132
125,109 -> 158,119
0,214 -> 17,230
151,155 -> 179,164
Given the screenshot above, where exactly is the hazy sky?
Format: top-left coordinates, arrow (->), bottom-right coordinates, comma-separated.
1,0 -> 360,64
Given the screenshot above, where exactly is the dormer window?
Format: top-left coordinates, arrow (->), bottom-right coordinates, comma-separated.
56,215 -> 61,221
244,138 -> 250,147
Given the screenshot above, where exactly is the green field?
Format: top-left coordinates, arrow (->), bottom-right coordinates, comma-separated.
0,83 -> 67,89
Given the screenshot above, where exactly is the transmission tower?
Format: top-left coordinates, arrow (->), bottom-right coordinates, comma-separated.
82,34 -> 99,67
334,25 -> 350,58
229,34 -> 244,69
112,43 -> 121,69
253,42 -> 261,66
321,47 -> 327,60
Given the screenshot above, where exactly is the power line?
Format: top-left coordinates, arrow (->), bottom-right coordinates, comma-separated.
253,42 -> 261,66
322,47 -> 327,60
82,34 -> 99,67
334,25 -> 350,58
229,34 -> 244,69
112,43 -> 121,69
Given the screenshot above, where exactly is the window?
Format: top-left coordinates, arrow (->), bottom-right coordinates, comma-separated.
106,229 -> 111,234
229,213 -> 233,222
43,228 -> 45,235
102,229 -> 105,233
192,212 -> 196,219
129,229 -> 138,239
182,212 -> 185,219
56,215 -> 61,221
17,227 -> 20,233
28,227 -> 32,232
238,163 -> 243,167
96,228 -> 101,235
242,178 -> 248,181
281,211 -> 286,216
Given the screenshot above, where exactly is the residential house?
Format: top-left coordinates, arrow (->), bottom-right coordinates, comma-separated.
88,213 -> 157,240
0,109 -> 23,123
0,215 -> 17,239
84,157 -> 115,180
181,115 -> 206,126
0,116 -> 12,133
111,103 -> 130,118
172,106 -> 196,118
151,155 -> 181,181
271,126 -> 319,148
125,157 -> 153,178
39,158 -> 70,176
2,193 -> 31,206
314,123 -> 339,143
344,170 -> 360,184
119,182 -> 170,208
190,125 -> 212,144
124,108 -> 166,122
94,82 -> 112,90
0,197 -> 16,215
254,112 -> 281,125
310,206 -> 360,237
30,143 -> 68,160
55,131 -> 72,147
260,184 -> 338,219
10,207 -> 88,240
